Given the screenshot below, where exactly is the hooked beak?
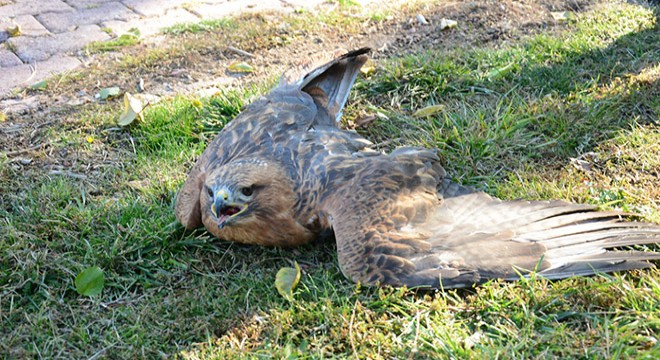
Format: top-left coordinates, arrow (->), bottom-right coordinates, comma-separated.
211,189 -> 248,229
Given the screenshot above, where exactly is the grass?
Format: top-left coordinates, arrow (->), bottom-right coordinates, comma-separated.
86,29 -> 141,53
1,0 -> 659,358
163,18 -> 236,35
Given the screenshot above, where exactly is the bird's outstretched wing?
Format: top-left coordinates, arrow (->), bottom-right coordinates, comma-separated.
306,52 -> 660,289
324,148 -> 660,288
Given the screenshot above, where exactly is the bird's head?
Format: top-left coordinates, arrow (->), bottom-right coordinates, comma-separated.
205,183 -> 253,229
201,159 -> 296,236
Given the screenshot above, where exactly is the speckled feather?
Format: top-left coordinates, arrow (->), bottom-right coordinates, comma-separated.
175,48 -> 660,289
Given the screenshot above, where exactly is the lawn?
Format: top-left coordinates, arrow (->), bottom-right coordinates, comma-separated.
1,0 -> 659,358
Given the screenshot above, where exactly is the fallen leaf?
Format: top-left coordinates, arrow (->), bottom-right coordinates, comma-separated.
375,112 -> 390,120
0,112 -> 6,122
127,179 -> 151,191
570,158 -> 592,172
416,14 -> 429,25
355,114 -> 377,128
439,18 -> 457,30
86,136 -> 94,144
118,93 -> 160,126
486,63 -> 514,80
360,65 -> 375,76
191,99 -> 203,108
29,80 -> 47,90
570,152 -> 598,173
118,93 -> 143,126
464,331 -> 485,349
75,266 -> 105,296
66,96 -> 93,106
7,25 -> 21,37
228,62 -> 254,73
275,261 -> 301,301
97,87 -> 121,100
413,104 -> 445,118
551,11 -> 576,22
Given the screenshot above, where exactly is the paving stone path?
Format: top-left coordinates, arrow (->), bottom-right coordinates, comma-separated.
0,0 -> 324,96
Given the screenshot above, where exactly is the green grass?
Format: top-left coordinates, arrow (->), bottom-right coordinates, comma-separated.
163,18 -> 236,35
1,1 -> 659,358
86,29 -> 141,52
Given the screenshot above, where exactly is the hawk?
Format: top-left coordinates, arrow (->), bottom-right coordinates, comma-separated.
175,48 -> 660,288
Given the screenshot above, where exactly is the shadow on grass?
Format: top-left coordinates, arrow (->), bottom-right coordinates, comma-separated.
495,4 -> 659,167
357,3 -> 658,185
518,6 -> 659,98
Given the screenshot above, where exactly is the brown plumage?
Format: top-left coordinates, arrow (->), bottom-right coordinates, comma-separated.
175,48 -> 660,289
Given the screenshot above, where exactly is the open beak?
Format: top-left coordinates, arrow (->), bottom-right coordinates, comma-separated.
211,189 -> 247,229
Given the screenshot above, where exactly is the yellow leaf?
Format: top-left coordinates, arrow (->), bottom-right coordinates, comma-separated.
7,25 -> 21,37
413,104 -> 445,118
191,99 -> 203,108
360,66 -> 375,76
275,261 -> 301,301
228,62 -> 254,73
117,93 -> 160,126
118,93 -> 145,126
86,136 -> 94,143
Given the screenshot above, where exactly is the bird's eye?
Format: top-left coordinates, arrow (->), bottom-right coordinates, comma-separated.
206,187 -> 213,198
241,186 -> 254,197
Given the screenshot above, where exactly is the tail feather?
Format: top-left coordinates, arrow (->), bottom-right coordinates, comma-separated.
419,191 -> 660,286
544,234 -> 660,257
518,259 -> 656,280
518,211 -> 626,234
522,221 -> 656,242
543,230 -> 660,249
571,251 -> 660,263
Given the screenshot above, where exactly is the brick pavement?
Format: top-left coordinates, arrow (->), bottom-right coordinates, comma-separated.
0,0 -> 326,96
